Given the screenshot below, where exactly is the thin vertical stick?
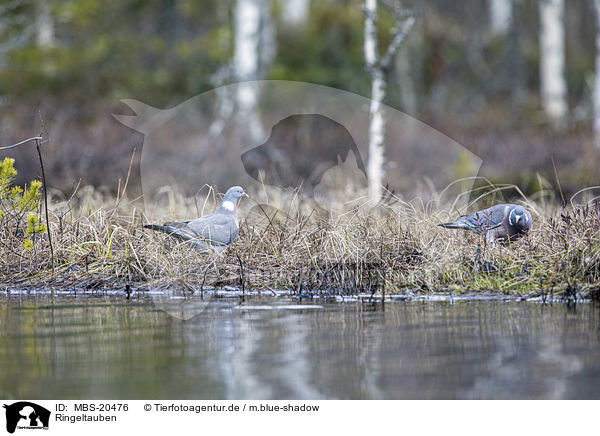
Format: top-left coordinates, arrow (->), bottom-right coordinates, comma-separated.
109,147 -> 136,220
551,156 -> 565,207
237,254 -> 245,303
36,137 -> 54,277
381,269 -> 385,311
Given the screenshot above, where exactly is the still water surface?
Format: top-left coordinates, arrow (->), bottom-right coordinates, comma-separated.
0,293 -> 599,399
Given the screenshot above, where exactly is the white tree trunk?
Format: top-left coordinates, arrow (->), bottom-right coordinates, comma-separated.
364,0 -> 378,69
367,69 -> 386,203
234,0 -> 274,143
539,0 -> 567,123
364,0 -> 414,203
37,2 -> 55,47
282,0 -> 310,27
489,0 -> 512,35
594,0 -> 600,147
364,0 -> 383,203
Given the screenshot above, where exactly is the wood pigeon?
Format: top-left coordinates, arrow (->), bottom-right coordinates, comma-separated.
438,204 -> 532,243
144,186 -> 248,253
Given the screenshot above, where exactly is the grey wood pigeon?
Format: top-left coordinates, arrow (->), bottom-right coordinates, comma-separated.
144,186 -> 248,253
438,204 -> 532,243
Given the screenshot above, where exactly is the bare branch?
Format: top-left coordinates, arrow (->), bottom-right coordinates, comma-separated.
0,136 -> 43,150
34,136 -> 54,276
380,15 -> 415,72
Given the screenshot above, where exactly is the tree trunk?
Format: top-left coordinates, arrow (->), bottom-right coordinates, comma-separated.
234,0 -> 274,144
508,11 -> 526,113
367,69 -> 386,203
37,2 -> 55,47
364,0 -> 414,203
281,0 -> 310,27
364,0 -> 383,203
489,0 -> 512,35
539,0 -> 567,123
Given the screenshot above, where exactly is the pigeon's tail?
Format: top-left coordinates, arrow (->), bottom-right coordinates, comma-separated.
143,223 -> 190,240
438,221 -> 472,230
144,223 -> 164,231
143,224 -> 209,252
144,223 -> 180,235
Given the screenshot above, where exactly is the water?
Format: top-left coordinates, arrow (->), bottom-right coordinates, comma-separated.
0,293 -> 599,399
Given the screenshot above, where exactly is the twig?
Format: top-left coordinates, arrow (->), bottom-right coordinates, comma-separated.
236,254 -> 245,303
0,136 -> 42,150
381,268 -> 386,310
108,147 -> 136,220
380,16 -> 416,71
36,137 -> 54,277
59,178 -> 82,223
200,259 -> 214,298
551,156 -> 565,208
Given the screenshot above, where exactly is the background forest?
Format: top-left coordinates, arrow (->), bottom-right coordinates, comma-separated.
0,0 -> 598,199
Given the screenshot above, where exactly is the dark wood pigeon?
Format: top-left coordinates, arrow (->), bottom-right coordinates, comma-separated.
144,186 -> 248,253
438,204 -> 532,243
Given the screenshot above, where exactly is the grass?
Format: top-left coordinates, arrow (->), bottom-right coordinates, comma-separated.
1,178 -> 600,301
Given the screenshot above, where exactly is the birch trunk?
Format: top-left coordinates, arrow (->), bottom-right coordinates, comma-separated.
282,0 -> 310,27
539,0 -> 567,123
489,0 -> 512,35
234,0 -> 274,143
364,0 -> 414,203
364,0 -> 383,203
37,2 -> 55,47
367,69 -> 386,203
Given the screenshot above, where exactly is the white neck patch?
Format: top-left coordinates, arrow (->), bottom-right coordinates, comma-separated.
509,209 -> 515,225
222,200 -> 235,211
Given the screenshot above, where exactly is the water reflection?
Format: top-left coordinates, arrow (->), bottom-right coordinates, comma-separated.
0,294 -> 599,399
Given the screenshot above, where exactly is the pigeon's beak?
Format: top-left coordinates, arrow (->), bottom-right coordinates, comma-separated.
237,193 -> 248,206
515,215 -> 520,224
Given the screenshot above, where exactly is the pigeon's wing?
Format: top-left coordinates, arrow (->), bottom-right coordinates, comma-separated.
144,222 -> 209,251
186,213 -> 238,246
145,210 -> 239,252
489,204 -> 512,225
460,206 -> 508,233
160,220 -> 195,238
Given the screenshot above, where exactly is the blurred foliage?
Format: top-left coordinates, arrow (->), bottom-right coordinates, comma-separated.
0,0 -> 233,105
0,0 -> 599,195
0,0 -> 594,112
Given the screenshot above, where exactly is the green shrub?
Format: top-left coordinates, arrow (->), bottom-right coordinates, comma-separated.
0,157 -> 46,249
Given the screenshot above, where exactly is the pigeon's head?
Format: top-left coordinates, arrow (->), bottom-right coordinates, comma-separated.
509,205 -> 532,231
221,186 -> 248,211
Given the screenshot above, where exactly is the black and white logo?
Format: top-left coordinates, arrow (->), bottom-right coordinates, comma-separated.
3,402 -> 50,434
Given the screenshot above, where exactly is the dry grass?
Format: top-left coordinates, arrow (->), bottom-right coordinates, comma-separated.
1,183 -> 600,301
